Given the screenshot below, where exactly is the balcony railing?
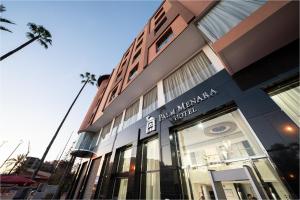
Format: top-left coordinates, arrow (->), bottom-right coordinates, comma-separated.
71,132 -> 98,158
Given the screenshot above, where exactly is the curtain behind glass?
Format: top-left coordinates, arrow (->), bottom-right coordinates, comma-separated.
163,51 -> 216,103
117,178 -> 128,200
198,0 -> 266,42
146,172 -> 160,199
146,139 -> 160,171
111,114 -> 122,136
123,101 -> 139,129
271,86 -> 300,127
100,121 -> 112,141
143,87 -> 158,117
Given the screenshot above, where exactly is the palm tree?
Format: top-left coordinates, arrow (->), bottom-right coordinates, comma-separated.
31,72 -> 97,180
0,22 -> 52,61
0,4 -> 15,33
5,154 -> 27,174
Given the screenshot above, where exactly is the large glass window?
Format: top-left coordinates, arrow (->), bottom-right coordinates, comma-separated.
111,114 -> 123,136
100,121 -> 112,142
142,87 -> 158,117
123,101 -> 139,129
93,154 -> 111,199
270,85 -> 300,127
140,138 -> 160,199
174,109 -> 291,200
197,0 -> 266,42
163,51 -> 216,103
113,147 -> 133,199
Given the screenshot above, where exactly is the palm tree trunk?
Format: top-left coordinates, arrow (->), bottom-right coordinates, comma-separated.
31,79 -> 89,180
0,36 -> 39,61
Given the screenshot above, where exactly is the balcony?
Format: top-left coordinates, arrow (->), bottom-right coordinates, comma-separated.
71,132 -> 98,158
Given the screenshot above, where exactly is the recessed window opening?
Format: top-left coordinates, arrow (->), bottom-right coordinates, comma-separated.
156,28 -> 173,52
100,121 -> 112,142
138,32 -> 144,41
121,60 -> 127,68
128,65 -> 138,82
142,87 -> 158,117
116,71 -> 122,82
154,11 -> 165,25
154,6 -> 164,19
154,16 -> 167,34
123,100 -> 139,129
135,40 -> 143,50
132,49 -> 141,64
110,87 -> 118,101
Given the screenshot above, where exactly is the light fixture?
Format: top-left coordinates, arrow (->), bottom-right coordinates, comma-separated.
197,123 -> 203,128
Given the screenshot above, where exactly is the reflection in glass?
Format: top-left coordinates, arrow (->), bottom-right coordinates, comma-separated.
114,178 -> 128,200
142,138 -> 160,199
270,86 -> 300,127
111,114 -> 122,136
117,147 -> 132,173
123,101 -> 139,129
175,110 -> 291,200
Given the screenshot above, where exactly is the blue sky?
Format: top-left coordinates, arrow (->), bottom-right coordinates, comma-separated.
0,0 -> 160,168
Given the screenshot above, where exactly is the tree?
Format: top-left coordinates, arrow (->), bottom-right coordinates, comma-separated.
0,22 -> 52,61
0,4 -> 15,33
31,72 -> 97,180
5,154 -> 27,174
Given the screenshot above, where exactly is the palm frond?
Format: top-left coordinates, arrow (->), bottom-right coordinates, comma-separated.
80,74 -> 84,78
26,32 -> 35,39
0,26 -> 12,33
85,72 -> 90,77
81,80 -> 86,83
43,38 -> 52,45
91,74 -> 96,81
0,5 -> 6,12
89,81 -> 94,85
38,39 -> 48,49
0,18 -> 15,24
27,22 -> 38,34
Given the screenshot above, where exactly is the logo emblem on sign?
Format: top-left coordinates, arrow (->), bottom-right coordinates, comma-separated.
146,116 -> 156,134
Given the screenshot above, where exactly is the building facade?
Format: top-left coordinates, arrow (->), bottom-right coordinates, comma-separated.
68,1 -> 299,199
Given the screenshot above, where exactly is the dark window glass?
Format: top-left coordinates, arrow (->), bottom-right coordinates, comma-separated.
128,65 -> 138,82
156,28 -> 173,52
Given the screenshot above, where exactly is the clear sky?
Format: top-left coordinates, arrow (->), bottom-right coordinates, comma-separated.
0,0 -> 161,170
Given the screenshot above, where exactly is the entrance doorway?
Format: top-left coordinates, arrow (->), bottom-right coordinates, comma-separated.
173,109 -> 292,200
208,166 -> 267,200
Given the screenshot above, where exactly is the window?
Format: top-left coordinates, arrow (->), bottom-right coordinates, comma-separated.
128,65 -> 138,82
112,147 -> 133,199
132,49 -> 141,64
173,110 -> 291,200
116,71 -> 122,82
163,51 -> 216,103
121,60 -> 127,68
92,154 -> 111,199
156,28 -> 173,52
123,100 -> 139,129
154,6 -> 164,20
140,138 -> 160,199
100,121 -> 112,141
137,32 -> 144,41
143,87 -> 158,117
111,114 -> 123,136
154,11 -> 165,25
154,16 -> 167,34
197,0 -> 266,42
135,39 -> 143,50
269,84 -> 300,127
110,87 -> 118,101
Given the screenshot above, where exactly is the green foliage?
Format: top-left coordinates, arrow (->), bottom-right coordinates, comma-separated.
80,72 -> 97,85
0,4 -> 15,33
27,22 -> 52,49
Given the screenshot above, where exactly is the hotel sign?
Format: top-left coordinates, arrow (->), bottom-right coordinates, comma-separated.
159,88 -> 218,122
146,88 -> 218,134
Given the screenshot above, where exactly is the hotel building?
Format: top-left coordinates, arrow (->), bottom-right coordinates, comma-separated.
67,1 -> 299,199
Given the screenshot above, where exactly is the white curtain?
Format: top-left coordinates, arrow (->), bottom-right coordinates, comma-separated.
120,147 -> 132,172
146,139 -> 160,171
198,0 -> 266,42
143,87 -> 158,117
123,101 -> 139,129
163,51 -> 216,103
101,121 -> 112,141
271,86 -> 300,127
117,178 -> 128,200
111,114 -> 122,136
146,172 -> 160,200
